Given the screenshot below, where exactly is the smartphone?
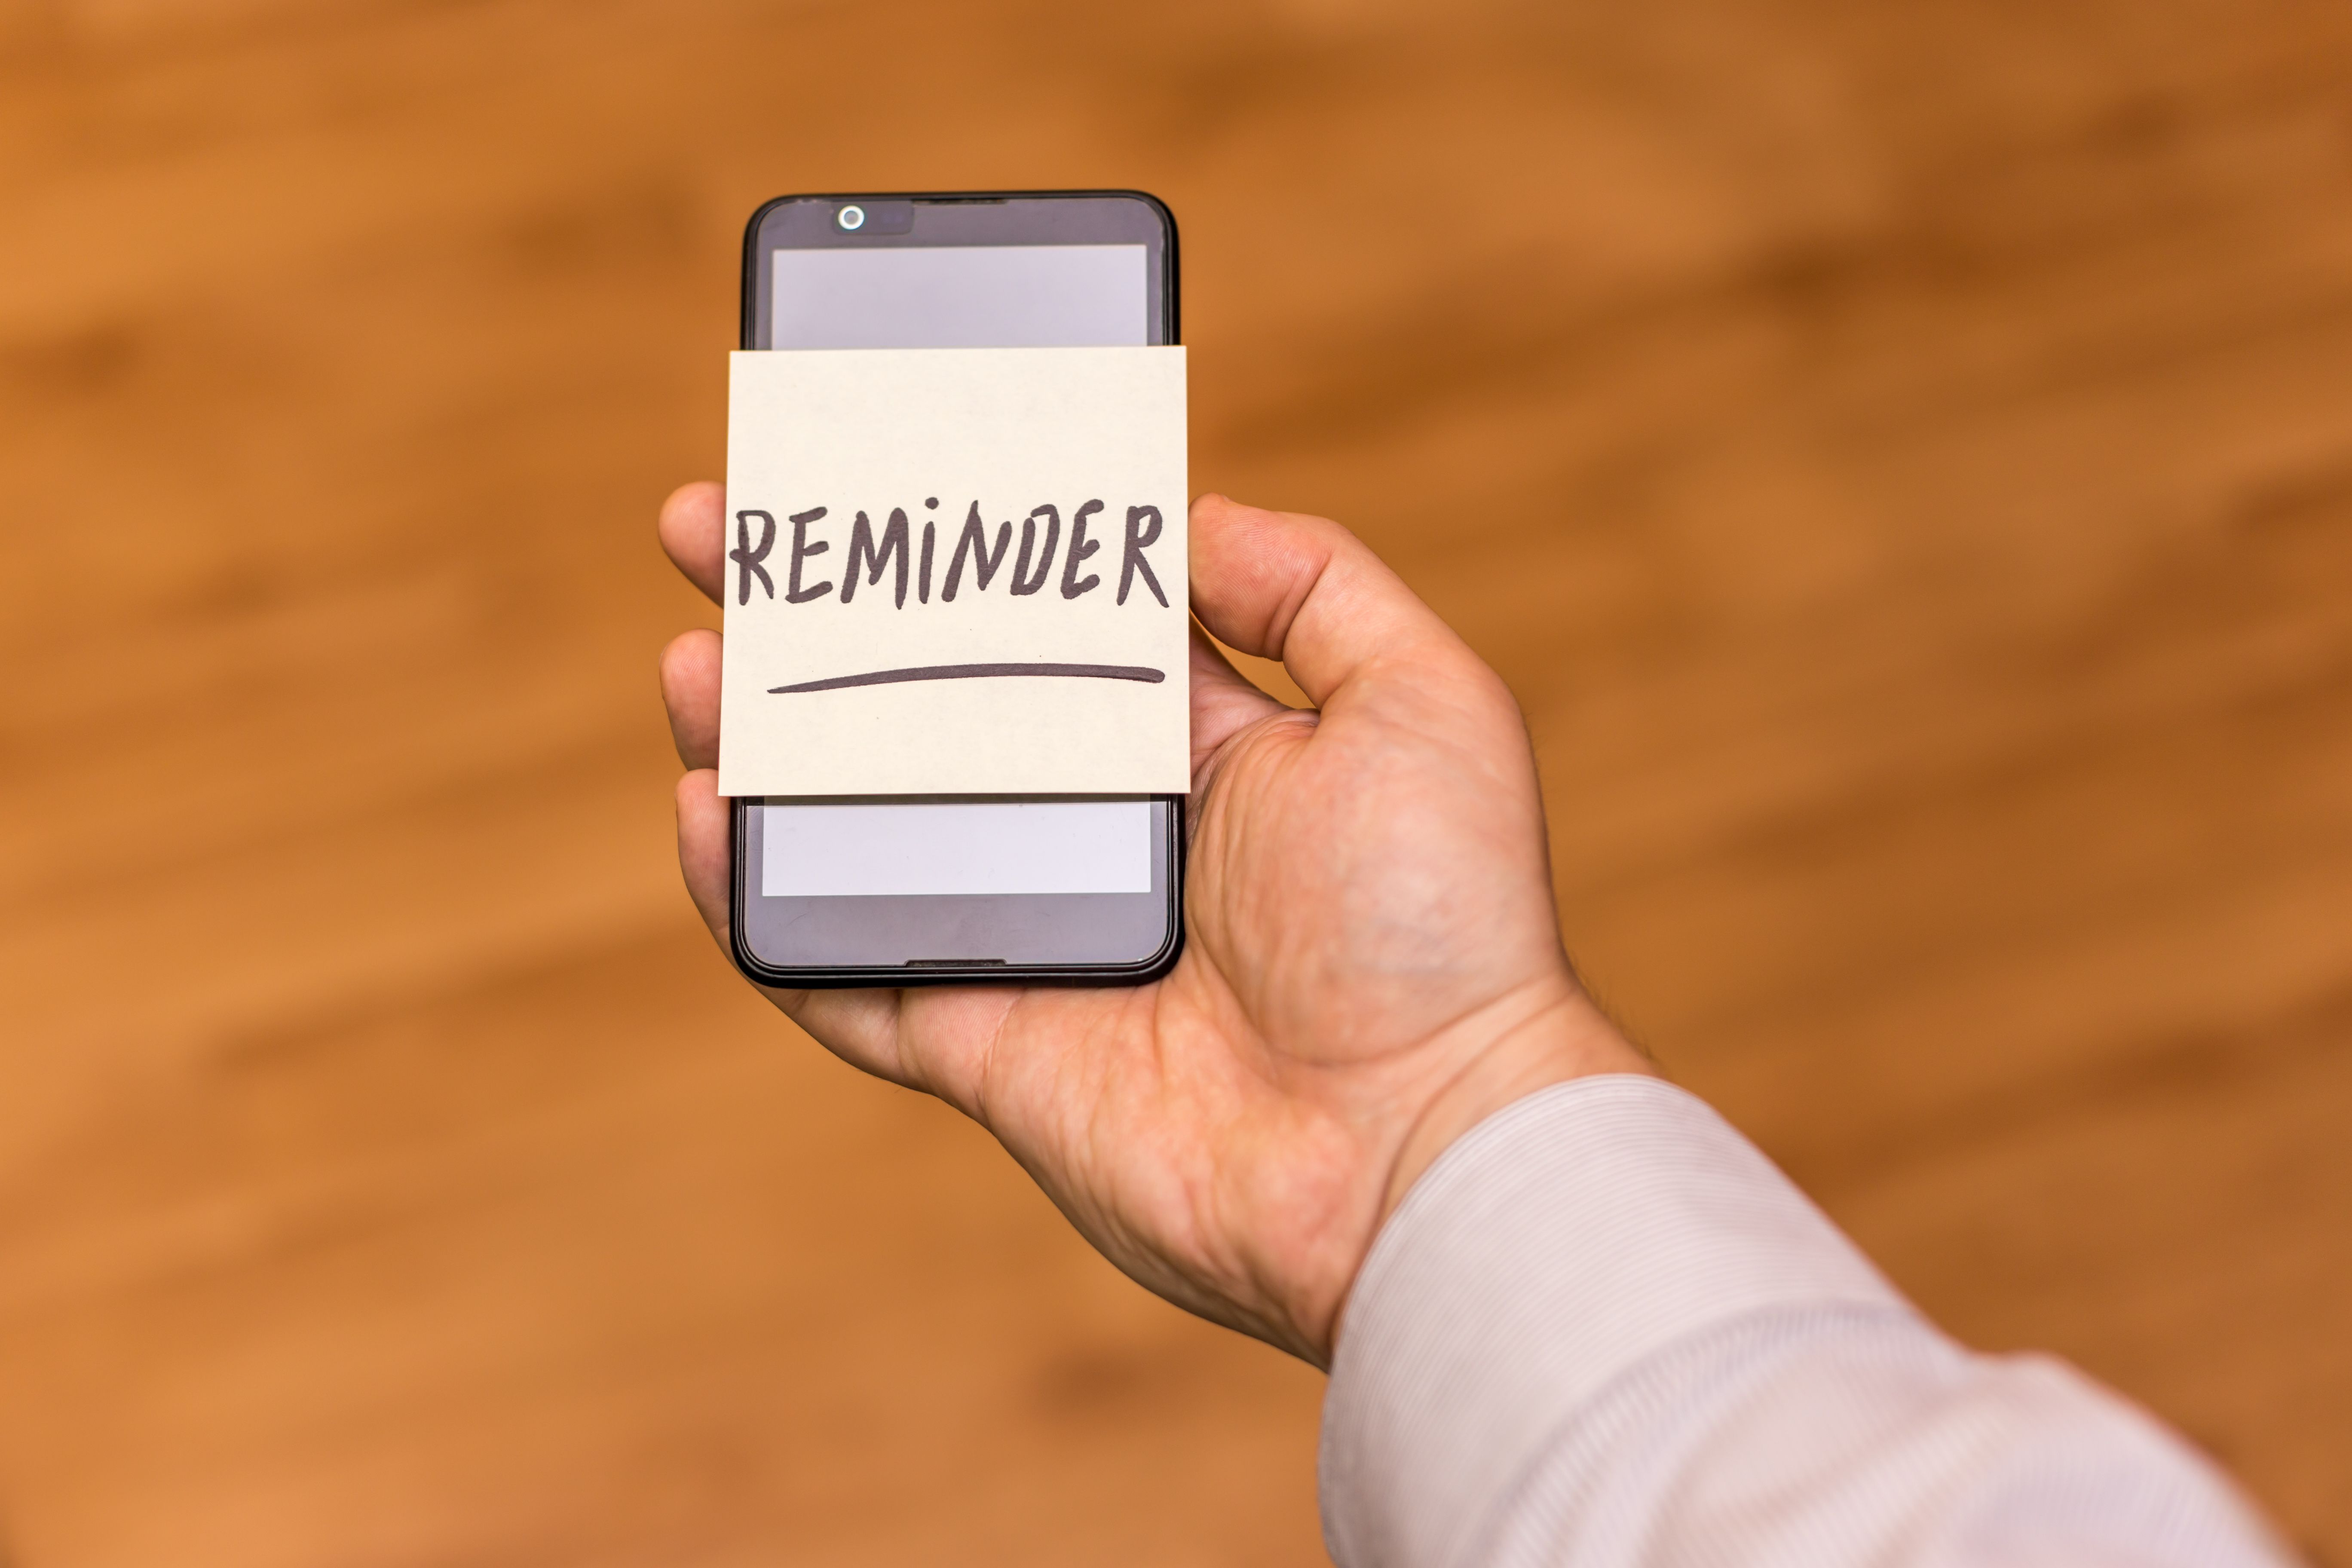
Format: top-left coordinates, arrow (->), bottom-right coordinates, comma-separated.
729,190 -> 1185,989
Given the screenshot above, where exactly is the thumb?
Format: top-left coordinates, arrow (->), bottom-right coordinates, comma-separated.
1187,494 -> 1485,710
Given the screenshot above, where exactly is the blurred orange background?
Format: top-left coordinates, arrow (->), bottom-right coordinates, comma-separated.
3,0 -> 2349,1563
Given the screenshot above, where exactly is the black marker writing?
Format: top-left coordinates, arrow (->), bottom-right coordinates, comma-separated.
943,503 -> 1011,600
786,507 -> 832,603
1120,505 -> 1168,607
1011,505 -> 1060,597
732,510 -> 776,604
841,507 -> 910,608
1061,499 -> 1104,599
748,500 -> 1170,608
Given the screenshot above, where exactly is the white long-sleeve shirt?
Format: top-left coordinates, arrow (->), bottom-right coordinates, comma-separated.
1320,1076 -> 2294,1568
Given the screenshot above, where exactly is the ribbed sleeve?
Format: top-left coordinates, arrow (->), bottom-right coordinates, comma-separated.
1318,1075 -> 2292,1568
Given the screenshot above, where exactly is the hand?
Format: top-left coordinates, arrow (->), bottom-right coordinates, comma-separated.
658,486 -> 1651,1365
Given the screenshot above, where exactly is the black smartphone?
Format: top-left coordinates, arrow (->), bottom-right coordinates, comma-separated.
729,190 -> 1185,989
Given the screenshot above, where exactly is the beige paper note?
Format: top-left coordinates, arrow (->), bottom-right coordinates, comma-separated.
718,346 -> 1189,796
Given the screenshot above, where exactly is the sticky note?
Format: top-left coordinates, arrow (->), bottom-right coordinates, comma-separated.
718,347 -> 1189,797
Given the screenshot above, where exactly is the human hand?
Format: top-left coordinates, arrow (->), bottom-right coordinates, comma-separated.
658,487 -> 1650,1365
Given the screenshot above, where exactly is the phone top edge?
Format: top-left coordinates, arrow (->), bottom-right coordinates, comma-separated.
739,190 -> 1178,351
746,187 -> 1173,211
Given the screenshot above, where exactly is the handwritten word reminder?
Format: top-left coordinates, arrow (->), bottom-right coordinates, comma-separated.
718,347 -> 1188,796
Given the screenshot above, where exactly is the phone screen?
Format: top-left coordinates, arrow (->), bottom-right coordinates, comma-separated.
769,245 -> 1148,350
735,193 -> 1181,978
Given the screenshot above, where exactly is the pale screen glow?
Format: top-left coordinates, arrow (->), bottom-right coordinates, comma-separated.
771,245 -> 1147,349
764,802 -> 1152,897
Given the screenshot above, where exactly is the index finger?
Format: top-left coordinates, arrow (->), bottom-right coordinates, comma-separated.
659,481 -> 726,605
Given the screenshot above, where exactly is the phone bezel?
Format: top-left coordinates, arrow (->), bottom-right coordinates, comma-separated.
726,190 -> 1186,989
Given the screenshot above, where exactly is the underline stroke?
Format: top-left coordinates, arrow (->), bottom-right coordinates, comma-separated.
768,662 -> 1167,695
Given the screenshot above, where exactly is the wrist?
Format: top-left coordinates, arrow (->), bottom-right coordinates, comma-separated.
1383,985 -> 1651,1221
1290,981 -> 1652,1365
1292,984 -> 1649,1364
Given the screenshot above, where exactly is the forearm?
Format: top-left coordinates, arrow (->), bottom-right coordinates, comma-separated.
1320,1077 -> 2291,1568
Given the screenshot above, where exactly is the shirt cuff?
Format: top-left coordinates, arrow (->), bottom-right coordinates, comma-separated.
1319,1074 -> 1909,1568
